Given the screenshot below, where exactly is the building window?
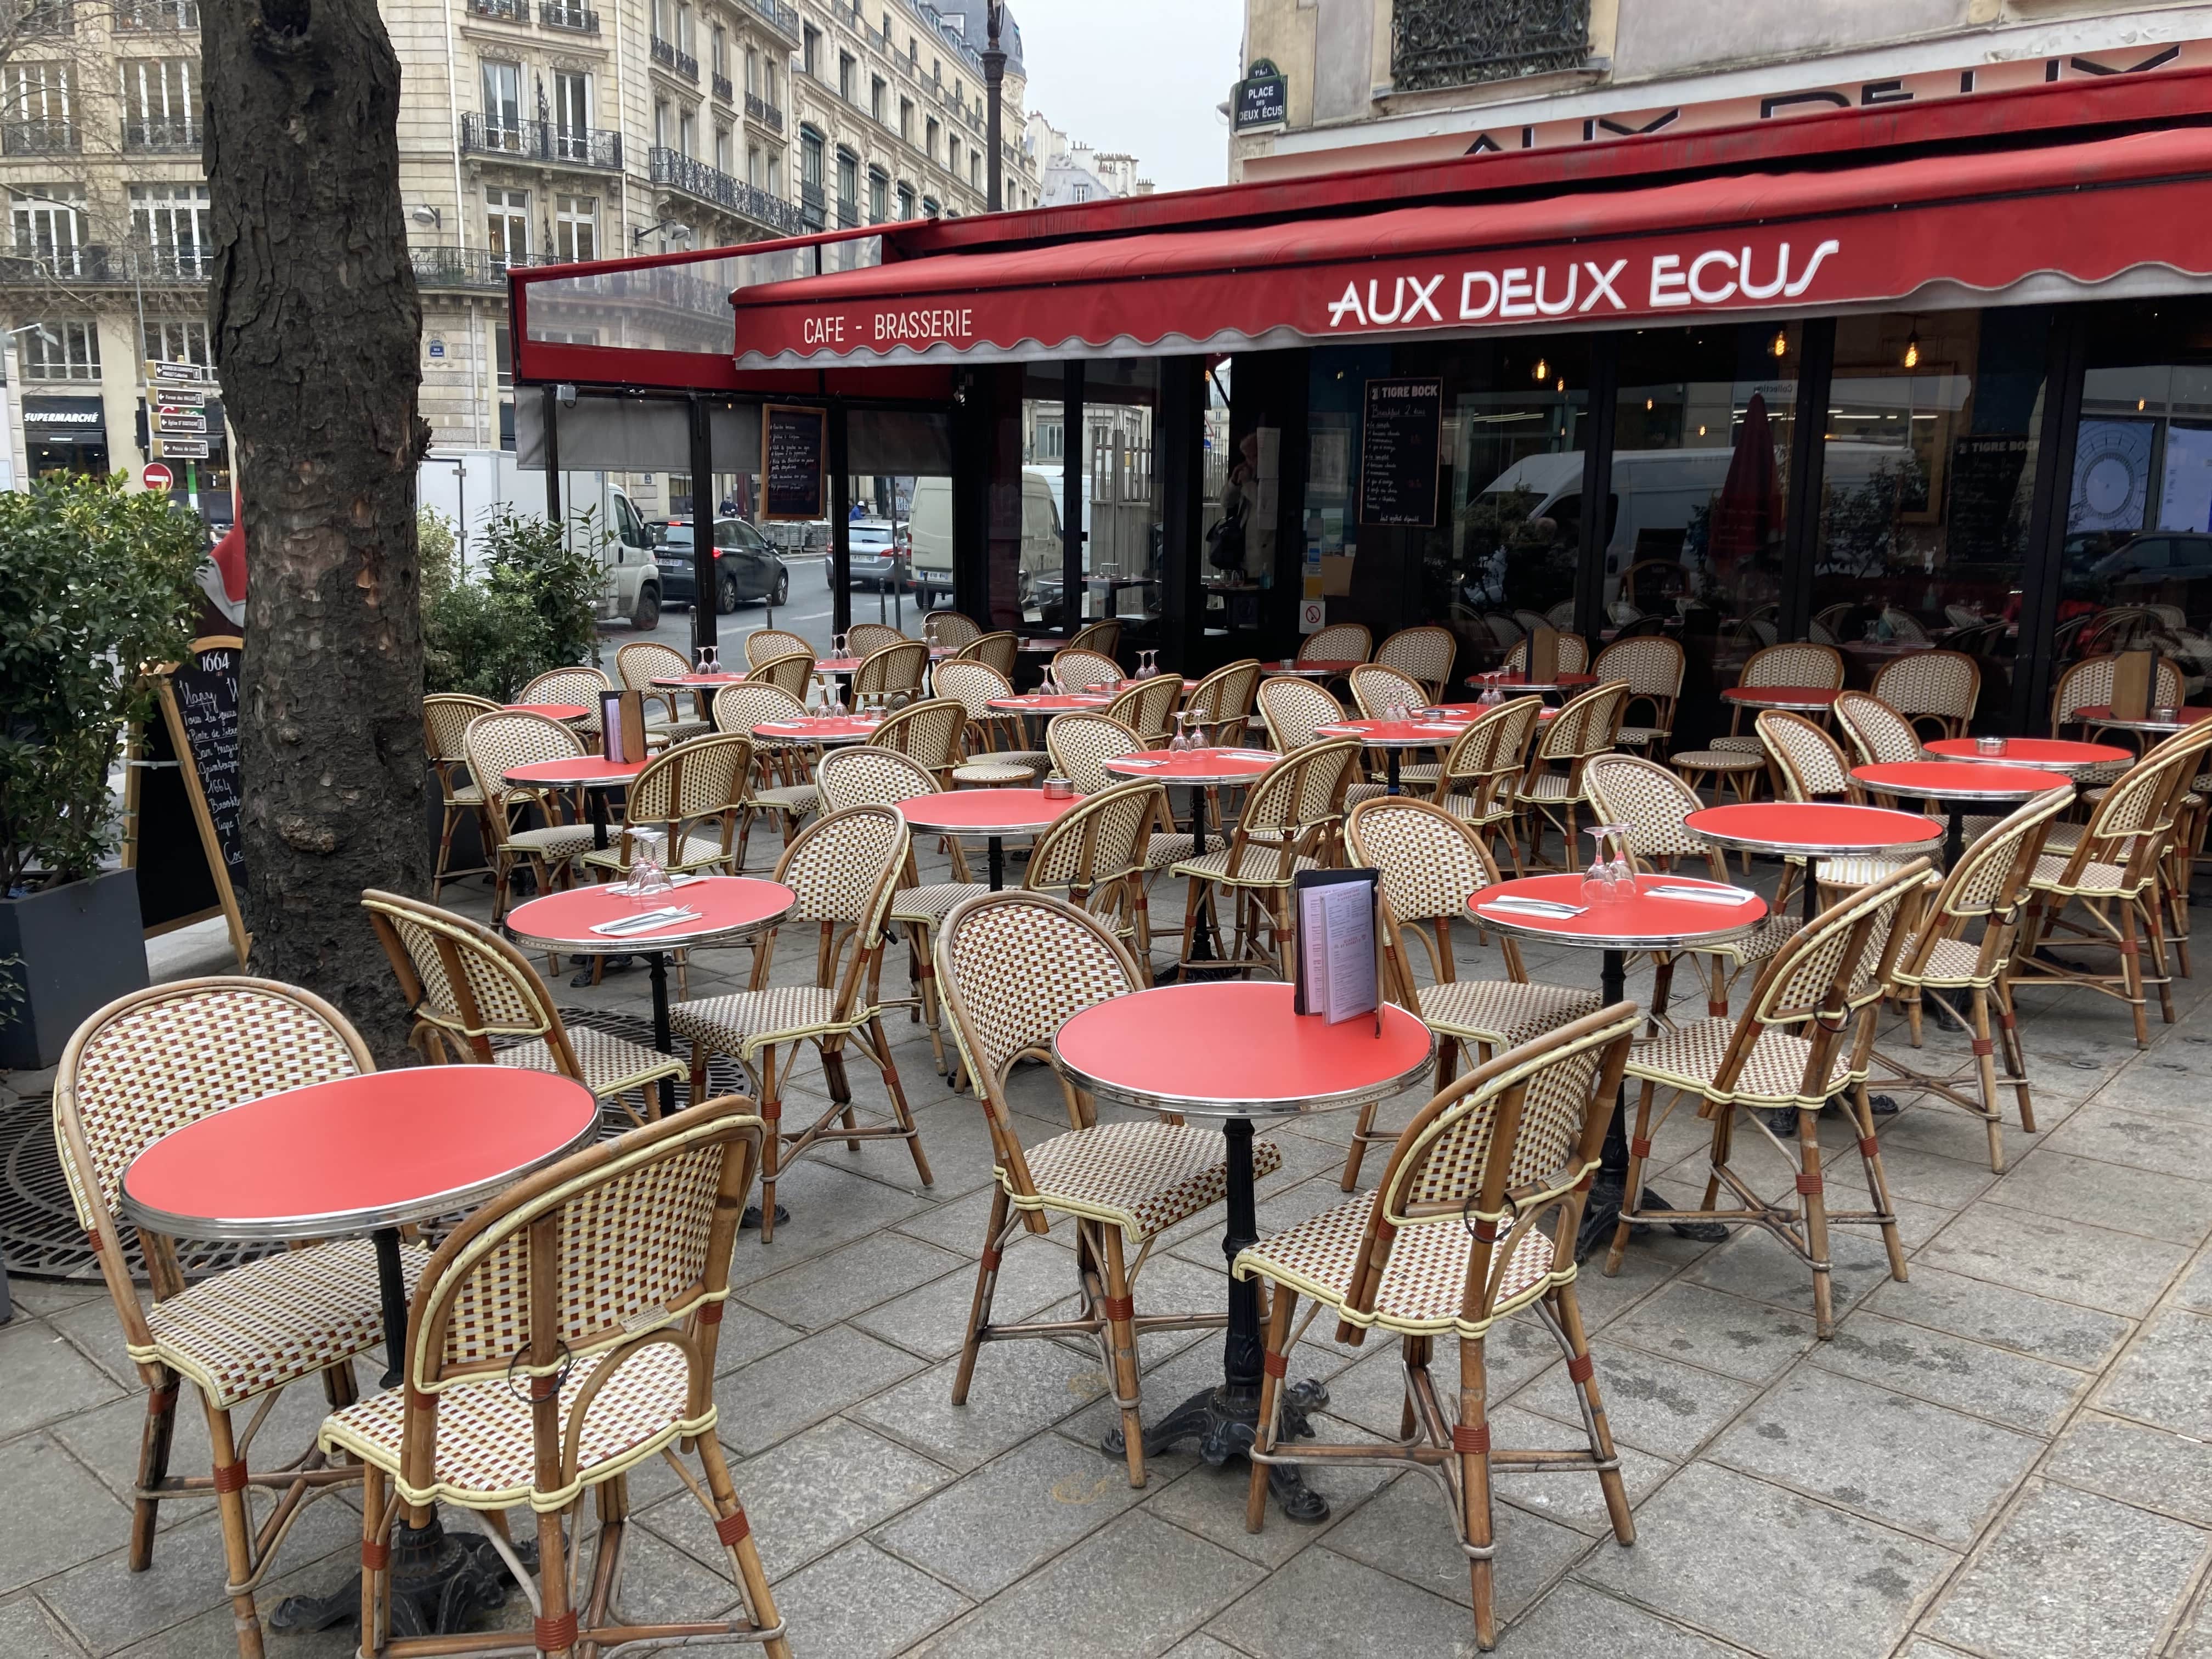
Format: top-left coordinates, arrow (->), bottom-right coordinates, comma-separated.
746,142 -> 762,186
837,52 -> 854,101
895,180 -> 913,219
869,75 -> 884,124
12,186 -> 81,274
766,150 -> 781,194
21,318 -> 98,381
129,181 -> 209,276
836,149 -> 858,221
924,115 -> 938,161
867,165 -> 887,223
921,194 -> 938,217
800,126 -> 825,227
764,59 -> 776,105
480,59 -> 520,144
801,24 -> 819,78
653,96 -> 669,148
553,192 -> 595,261
494,323 -> 512,388
710,24 -> 726,80
120,57 -> 193,146
675,0 -> 693,57
1072,183 -> 1089,202
946,136 -> 957,177
552,69 -> 590,156
715,124 -> 731,172
486,186 -> 528,267
969,151 -> 979,189
678,105 -> 696,157
4,63 -> 76,150
143,316 -> 209,368
898,96 -> 912,144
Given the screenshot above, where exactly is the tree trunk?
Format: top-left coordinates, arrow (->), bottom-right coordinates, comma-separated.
205,0 -> 430,1060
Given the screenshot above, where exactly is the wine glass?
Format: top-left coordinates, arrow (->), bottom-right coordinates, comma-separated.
695,645 -> 719,675
625,828 -> 671,902
1136,650 -> 1158,681
831,631 -> 849,660
1601,825 -> 1635,894
1581,826 -> 1622,905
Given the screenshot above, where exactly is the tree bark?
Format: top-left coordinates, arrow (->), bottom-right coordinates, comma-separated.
205,0 -> 430,1059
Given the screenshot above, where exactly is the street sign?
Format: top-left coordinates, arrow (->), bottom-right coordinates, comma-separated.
150,359 -> 208,383
142,462 -> 174,492
1235,60 -> 1289,134
156,409 -> 207,434
155,383 -> 206,407
155,437 -> 211,460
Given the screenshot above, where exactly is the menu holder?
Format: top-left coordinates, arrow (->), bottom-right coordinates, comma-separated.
600,690 -> 648,763
2111,649 -> 2155,721
1292,866 -> 1384,1032
1527,624 -> 1559,686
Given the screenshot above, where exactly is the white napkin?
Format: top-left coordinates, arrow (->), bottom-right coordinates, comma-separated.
1649,884 -> 1756,905
1223,749 -> 1279,761
590,907 -> 700,936
1413,723 -> 1463,735
1114,757 -> 1169,769
1479,897 -> 1586,918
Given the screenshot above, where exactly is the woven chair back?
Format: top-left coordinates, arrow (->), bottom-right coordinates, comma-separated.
1103,674 -> 1182,742
1533,680 -> 1627,763
746,651 -> 815,701
817,744 -> 939,810
1440,695 -> 1544,806
425,694 -> 500,764
934,658 -> 1014,720
871,697 -> 966,771
923,611 -> 982,650
1592,634 -> 1684,701
1376,624 -> 1457,696
463,711 -> 588,817
1221,740 -> 1358,878
1025,778 -> 1161,892
711,682 -> 806,733
1871,650 -> 1979,732
846,623 -> 909,657
964,631 -> 1019,676
1069,619 -> 1122,656
616,640 -> 690,692
1346,794 -> 1501,927
1582,753 -> 1708,862
1186,659 -> 1262,732
362,889 -> 562,1051
1300,622 -> 1372,664
1743,861 -> 1927,1031
1833,692 -> 1924,766
519,667 -> 612,723
1504,633 -> 1590,674
1880,608 -> 1932,644
1900,791 -> 2069,981
775,804 -> 908,940
1758,709 -> 1857,801
1257,675 -> 1347,751
1348,663 -> 1429,718
2052,653 -> 2185,727
1741,642 -> 1843,691
744,629 -> 811,668
1048,712 -> 1147,793
625,733 -> 752,826
853,640 -> 929,698
1051,648 -> 1122,692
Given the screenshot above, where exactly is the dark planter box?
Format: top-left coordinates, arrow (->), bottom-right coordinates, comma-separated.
424,769 -> 488,879
0,867 -> 150,1071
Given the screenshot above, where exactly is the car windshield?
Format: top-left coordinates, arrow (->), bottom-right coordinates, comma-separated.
661,527 -> 693,549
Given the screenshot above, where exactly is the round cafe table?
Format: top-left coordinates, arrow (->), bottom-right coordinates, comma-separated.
1924,736 -> 2131,777
1721,685 -> 1841,715
1054,980 -> 1434,1521
1102,747 -> 1279,970
503,702 -> 590,722
1686,801 -> 1942,921
1471,872 -> 1765,1258
898,787 -> 1080,889
501,755 -> 647,850
986,691 -> 1115,713
650,671 -> 746,720
1268,658 -> 1365,679
507,876 -> 796,1115
1850,760 -> 2070,866
2074,703 -> 2212,738
1467,670 -> 1598,697
748,714 -> 876,747
1314,715 -> 1468,793
120,1066 -> 597,1632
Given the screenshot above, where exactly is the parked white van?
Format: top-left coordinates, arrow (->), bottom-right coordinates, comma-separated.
907,470 -> 1062,612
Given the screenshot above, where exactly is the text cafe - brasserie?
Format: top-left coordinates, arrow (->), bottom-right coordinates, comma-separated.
509,63 -> 2212,746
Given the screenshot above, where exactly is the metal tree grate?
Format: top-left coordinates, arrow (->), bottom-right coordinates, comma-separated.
0,1008 -> 742,1283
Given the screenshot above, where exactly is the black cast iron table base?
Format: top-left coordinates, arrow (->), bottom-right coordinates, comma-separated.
1104,1376 -> 1332,1523
272,1522 -> 525,1635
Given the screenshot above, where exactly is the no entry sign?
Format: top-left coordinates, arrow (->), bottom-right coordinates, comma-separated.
142,462 -> 174,492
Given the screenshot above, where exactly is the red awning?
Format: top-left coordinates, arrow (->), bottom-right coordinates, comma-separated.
730,126 -> 2212,368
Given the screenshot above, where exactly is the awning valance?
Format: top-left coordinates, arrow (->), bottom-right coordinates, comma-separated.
729,126 -> 2212,369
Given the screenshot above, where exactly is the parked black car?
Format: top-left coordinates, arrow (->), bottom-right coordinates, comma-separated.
656,517 -> 791,612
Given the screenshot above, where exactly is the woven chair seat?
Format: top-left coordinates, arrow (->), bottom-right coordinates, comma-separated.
136,1237 -> 429,1411
579,827 -> 737,877
1796,855 -> 1913,888
670,986 -> 848,1057
449,783 -> 486,806
646,716 -> 715,745
502,823 -> 599,860
1615,726 -> 1665,748
321,1338 -> 704,1513
1171,847 -> 1322,888
1414,979 -> 1602,1047
2029,852 -> 2138,896
893,881 -> 990,923
1669,749 -> 1764,771
1022,1119 -> 1283,1243
1397,763 -> 1444,784
1626,1017 -> 1852,1107
953,763 -> 1038,786
493,1026 -> 685,1101
1233,1189 -> 1558,1339
1144,831 -> 1229,870
1890,933 -> 1988,990
1710,735 -> 1764,753
751,783 -> 819,818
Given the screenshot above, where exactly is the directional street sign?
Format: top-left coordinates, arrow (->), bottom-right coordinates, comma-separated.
150,359 -> 209,383
156,409 -> 207,434
155,437 -> 211,460
155,383 -> 206,407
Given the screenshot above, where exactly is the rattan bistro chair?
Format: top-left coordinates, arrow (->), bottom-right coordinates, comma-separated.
713,682 -> 817,850
669,805 -> 928,1240
934,890 -> 1283,1487
1023,777 -> 1165,975
1335,796 -> 1604,1189
744,628 -> 812,668
1607,862 -> 1930,1336
424,693 -> 500,896
1871,649 -> 1980,740
363,890 -> 685,1122
1171,738 -> 1360,975
518,665 -> 612,742
1103,673 -> 1183,746
923,609 -> 983,651
1069,618 -> 1122,656
1512,679 -> 1629,868
578,733 -> 753,884
322,1097 -> 790,1659
853,639 -> 930,703
1376,623 -> 1458,701
1183,657 -> 1263,746
1256,673 -> 1347,752
1872,791 -> 2070,1171
846,621 -> 909,657
936,658 -> 1051,778
1833,690 -> 1926,770
1050,646 -> 1124,692
1299,621 -> 1372,665
1758,709 -> 1912,906
1713,641 -> 1846,754
618,639 -> 714,743
1239,1005 -> 1643,1652
962,630 -> 1020,676
54,979 -> 414,1658
1594,634 -> 1684,752
1048,710 -> 1149,796
461,710 -> 600,922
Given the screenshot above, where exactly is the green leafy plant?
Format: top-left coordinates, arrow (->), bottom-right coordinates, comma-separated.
417,506 -> 458,600
422,506 -> 606,701
0,475 -> 205,893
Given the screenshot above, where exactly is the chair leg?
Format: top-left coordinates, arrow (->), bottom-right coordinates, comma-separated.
757,1045 -> 782,1244
1604,1080 -> 1659,1276
1553,1285 -> 1633,1544
1995,974 -> 2036,1135
1970,986 -> 2007,1173
1848,1081 -> 1910,1284
1456,1334 -> 1498,1651
1338,1102 -> 1378,1191
953,1185 -> 1011,1406
1796,1106 -> 1836,1340
2121,900 -> 2152,1048
1245,1285 -> 1297,1533
533,1503 -> 573,1656
359,1464 -> 390,1658
695,1436 -> 792,1659
129,1369 -> 179,1571
201,1402 -> 266,1659
1099,1225 -> 1147,1488
868,1016 -> 934,1188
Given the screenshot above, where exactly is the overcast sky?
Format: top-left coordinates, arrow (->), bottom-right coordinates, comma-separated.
1015,0 -> 1246,194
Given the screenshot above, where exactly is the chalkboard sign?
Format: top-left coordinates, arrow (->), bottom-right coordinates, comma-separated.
1946,432 -> 2032,565
124,636 -> 249,965
761,403 -> 827,522
1358,378 -> 1443,528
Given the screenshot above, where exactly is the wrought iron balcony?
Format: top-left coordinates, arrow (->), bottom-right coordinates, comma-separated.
650,35 -> 699,80
413,248 -> 538,290
737,0 -> 800,44
459,114 -> 622,170
712,72 -> 734,103
647,147 -> 806,235
1391,0 -> 1591,92
538,1 -> 597,29
746,92 -> 783,132
2,119 -> 77,156
114,0 -> 196,27
0,240 -> 211,284
466,0 -> 528,19
122,116 -> 199,153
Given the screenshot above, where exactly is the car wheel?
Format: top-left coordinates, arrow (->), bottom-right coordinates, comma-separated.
770,571 -> 789,606
716,572 -> 741,614
633,583 -> 660,631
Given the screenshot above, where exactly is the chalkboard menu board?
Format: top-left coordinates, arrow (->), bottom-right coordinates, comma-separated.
761,403 -> 827,522
125,636 -> 249,964
1946,432 -> 2032,565
1358,378 -> 1443,528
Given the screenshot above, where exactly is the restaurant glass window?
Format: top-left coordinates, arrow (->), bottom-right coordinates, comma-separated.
1083,359 -> 1164,641
1813,308 -> 2051,727
1612,323 -> 1802,742
2061,298 -> 2212,693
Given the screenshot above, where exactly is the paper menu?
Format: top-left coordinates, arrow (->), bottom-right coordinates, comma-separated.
1292,867 -> 1383,1029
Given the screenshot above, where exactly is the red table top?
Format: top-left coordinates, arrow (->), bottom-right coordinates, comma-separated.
1852,761 -> 2070,800
989,692 -> 1115,711
1471,671 -> 1598,689
507,876 -> 796,951
814,657 -> 861,673
1273,658 -> 1365,675
751,716 -> 876,742
1103,747 -> 1278,782
2074,704 -> 2212,728
898,787 -> 1081,834
1314,718 -> 1469,746
1925,737 -> 2131,769
120,1069 -> 598,1240
1722,685 -> 1841,707
1471,872 -> 1767,946
504,703 -> 590,721
1053,981 -> 1434,1117
503,757 -> 647,787
649,673 -> 746,688
1687,800 -> 1942,855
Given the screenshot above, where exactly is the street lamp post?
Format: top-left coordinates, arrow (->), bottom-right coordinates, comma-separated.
983,1 -> 1005,212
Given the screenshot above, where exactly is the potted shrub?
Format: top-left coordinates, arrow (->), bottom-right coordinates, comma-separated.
0,475 -> 204,1069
